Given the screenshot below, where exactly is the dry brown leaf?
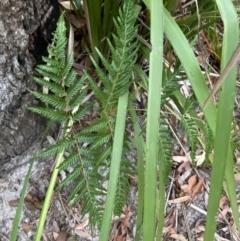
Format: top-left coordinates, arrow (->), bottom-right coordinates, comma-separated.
25,194 -> 33,201
195,151 -> 206,166
25,201 -> 38,212
168,196 -> 191,204
217,207 -> 231,220
75,219 -> 89,230
219,196 -> 229,209
75,229 -> 91,239
85,56 -> 92,69
59,1 -> 73,10
191,177 -> 204,201
183,174 -> 197,193
33,201 -> 43,210
67,13 -> 86,29
177,161 -> 191,174
111,206 -> 131,241
116,234 -> 127,241
180,184 -> 188,190
178,168 -> 192,185
53,232 -> 59,240
172,156 -> 189,163
8,199 -> 19,207
52,220 -> 60,233
32,196 -> 40,202
56,231 -> 67,241
170,233 -> 188,241
234,173 -> 240,181
21,224 -> 31,233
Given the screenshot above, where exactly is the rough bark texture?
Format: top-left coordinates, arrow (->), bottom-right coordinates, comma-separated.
0,0 -> 59,163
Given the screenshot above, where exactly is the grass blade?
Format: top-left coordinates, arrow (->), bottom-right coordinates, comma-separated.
99,91 -> 129,241
143,0 -> 163,240
204,1 -> 239,239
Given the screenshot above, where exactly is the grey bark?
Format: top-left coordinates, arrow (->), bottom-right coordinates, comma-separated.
0,0 -> 59,163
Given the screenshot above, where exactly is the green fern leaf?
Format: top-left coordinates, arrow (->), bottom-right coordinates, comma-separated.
181,116 -> 198,160
114,174 -> 130,216
30,91 -> 66,110
66,74 -> 87,98
71,103 -> 92,121
89,134 -> 112,151
69,90 -> 87,109
28,107 -> 69,122
81,119 -> 109,134
32,76 -> 65,95
35,67 -> 62,84
57,151 -> 79,170
203,124 -> 213,163
62,52 -> 74,81
36,137 -> 76,158
159,122 -> 173,184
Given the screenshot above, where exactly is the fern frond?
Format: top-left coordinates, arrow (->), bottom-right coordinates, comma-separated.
35,67 -> 62,84
62,52 -> 74,80
64,70 -> 77,88
203,124 -> 213,163
69,90 -> 87,109
230,124 -> 240,153
36,137 -> 75,158
28,107 -> 69,122
36,64 -> 59,76
72,102 -> 93,122
159,122 -> 173,184
57,151 -> 79,170
74,132 -> 98,143
66,74 -> 87,98
41,56 -> 60,67
81,119 -> 109,134
57,164 -> 83,188
29,91 -> 66,110
180,116 -> 198,160
114,174 -> 130,216
161,68 -> 180,104
89,134 -> 112,151
33,76 -> 65,95
85,70 -> 108,103
95,145 -> 112,165
51,0 -> 140,230
90,53 -> 111,91
48,16 -> 67,67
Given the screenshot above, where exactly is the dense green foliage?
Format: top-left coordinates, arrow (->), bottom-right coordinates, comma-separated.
11,0 -> 240,240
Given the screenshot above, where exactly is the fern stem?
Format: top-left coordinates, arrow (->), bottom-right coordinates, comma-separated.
99,91 -> 129,241
34,123 -> 71,241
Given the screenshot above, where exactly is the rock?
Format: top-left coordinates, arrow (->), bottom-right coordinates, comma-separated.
0,0 -> 59,163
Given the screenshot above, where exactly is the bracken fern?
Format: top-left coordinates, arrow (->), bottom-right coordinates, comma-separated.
56,0 -> 139,228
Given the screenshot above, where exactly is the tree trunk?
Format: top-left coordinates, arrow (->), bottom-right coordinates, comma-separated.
0,0 -> 59,163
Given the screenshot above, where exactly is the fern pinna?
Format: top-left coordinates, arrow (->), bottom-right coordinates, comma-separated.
29,15 -> 91,124
30,0 -> 139,229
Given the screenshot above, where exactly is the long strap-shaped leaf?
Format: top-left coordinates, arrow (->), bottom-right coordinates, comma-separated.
99,91 -> 129,241
162,5 -> 240,239
143,0 -> 163,241
204,1 -> 239,239
142,0 -> 239,238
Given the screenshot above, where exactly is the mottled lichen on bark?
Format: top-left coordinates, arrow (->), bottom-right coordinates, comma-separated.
0,0 -> 59,162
